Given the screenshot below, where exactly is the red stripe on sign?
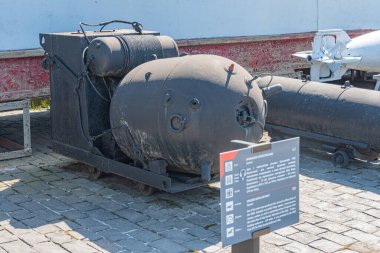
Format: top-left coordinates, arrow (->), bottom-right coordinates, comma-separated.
220,151 -> 238,178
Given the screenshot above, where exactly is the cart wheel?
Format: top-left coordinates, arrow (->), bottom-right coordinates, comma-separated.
332,150 -> 350,168
88,167 -> 105,179
137,182 -> 157,196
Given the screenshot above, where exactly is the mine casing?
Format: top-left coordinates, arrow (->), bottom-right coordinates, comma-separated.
345,30 -> 380,72
86,35 -> 179,77
110,54 -> 267,177
257,76 -> 380,154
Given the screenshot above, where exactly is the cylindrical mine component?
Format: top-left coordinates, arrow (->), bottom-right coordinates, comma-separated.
110,55 -> 267,176
257,76 -> 380,152
86,35 -> 178,77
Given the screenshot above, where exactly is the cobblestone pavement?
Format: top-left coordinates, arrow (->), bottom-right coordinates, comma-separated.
0,110 -> 379,253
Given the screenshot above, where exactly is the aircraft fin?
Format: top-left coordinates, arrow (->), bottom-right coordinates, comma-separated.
293,29 -> 360,82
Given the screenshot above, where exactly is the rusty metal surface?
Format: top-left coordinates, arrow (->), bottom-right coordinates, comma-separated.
110,54 -> 266,176
42,28 -> 234,191
0,136 -> 23,150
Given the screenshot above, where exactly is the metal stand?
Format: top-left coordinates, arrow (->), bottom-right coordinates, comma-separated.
0,99 -> 32,160
230,228 -> 270,253
374,74 -> 380,91
53,140 -> 217,193
231,238 -> 260,253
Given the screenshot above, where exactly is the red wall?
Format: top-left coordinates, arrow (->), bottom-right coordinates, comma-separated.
0,30 -> 372,102
0,56 -> 49,102
178,37 -> 311,75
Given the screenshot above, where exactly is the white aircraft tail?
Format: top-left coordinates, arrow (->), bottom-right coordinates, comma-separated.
293,29 -> 362,82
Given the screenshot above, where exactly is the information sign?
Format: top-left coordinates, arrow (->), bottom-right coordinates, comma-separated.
220,138 -> 300,246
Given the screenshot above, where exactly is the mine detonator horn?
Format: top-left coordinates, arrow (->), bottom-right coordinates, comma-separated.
261,84 -> 282,98
245,73 -> 282,98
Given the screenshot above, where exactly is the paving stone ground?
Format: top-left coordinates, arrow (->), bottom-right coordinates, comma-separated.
0,109 -> 379,253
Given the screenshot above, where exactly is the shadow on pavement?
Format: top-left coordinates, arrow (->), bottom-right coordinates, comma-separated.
0,110 -> 223,253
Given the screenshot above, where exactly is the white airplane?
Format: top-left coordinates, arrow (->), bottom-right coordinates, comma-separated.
293,29 -> 380,84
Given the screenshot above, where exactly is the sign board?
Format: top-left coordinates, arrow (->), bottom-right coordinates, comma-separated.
220,138 -> 299,247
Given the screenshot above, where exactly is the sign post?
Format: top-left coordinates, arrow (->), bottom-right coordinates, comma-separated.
220,138 -> 300,252
231,237 -> 259,253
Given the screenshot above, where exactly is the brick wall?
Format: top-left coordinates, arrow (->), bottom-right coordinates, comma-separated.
0,30 -> 371,102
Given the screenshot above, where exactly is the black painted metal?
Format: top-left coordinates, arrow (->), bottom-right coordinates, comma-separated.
110,55 -> 267,176
40,29 -> 160,153
87,35 -> 178,77
40,27 -> 266,192
231,238 -> 260,253
53,141 -> 217,193
258,76 -> 380,159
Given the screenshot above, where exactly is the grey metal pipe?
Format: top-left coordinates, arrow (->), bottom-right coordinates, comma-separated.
257,76 -> 380,156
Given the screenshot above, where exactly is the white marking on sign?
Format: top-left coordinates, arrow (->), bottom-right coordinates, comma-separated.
226,227 -> 234,238
226,201 -> 234,212
225,175 -> 233,185
225,161 -> 233,172
226,214 -> 234,225
226,188 -> 234,199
